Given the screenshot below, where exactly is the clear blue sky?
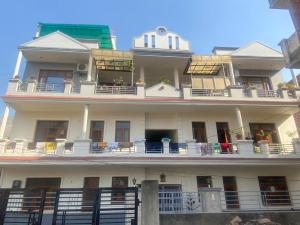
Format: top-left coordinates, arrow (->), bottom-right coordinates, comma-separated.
0,0 -> 295,113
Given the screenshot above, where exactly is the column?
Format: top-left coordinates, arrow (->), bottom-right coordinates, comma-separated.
87,55 -> 93,82
229,62 -> 236,85
0,105 -> 10,139
290,68 -> 299,87
139,66 -> 145,82
13,50 -> 23,78
235,107 -> 245,139
174,67 -> 180,89
82,104 -> 89,139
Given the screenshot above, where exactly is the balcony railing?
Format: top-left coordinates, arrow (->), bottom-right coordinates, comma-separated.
256,89 -> 279,98
191,88 -> 229,97
159,190 -> 300,213
95,86 -> 137,95
268,143 -> 295,155
36,83 -> 65,93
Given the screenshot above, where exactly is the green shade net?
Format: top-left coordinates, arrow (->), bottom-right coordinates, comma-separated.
38,23 -> 113,49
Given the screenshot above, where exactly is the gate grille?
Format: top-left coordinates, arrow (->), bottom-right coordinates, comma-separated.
0,188 -> 139,225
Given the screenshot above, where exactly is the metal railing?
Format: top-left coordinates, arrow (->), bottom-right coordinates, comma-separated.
36,83 -> 65,93
257,89 -> 279,98
95,86 -> 137,95
195,143 -> 238,155
91,142 -> 135,153
191,89 -> 229,97
17,82 -> 28,92
159,190 -> 300,214
268,143 -> 295,155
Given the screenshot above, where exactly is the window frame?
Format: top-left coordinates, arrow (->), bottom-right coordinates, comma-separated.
115,121 -> 131,143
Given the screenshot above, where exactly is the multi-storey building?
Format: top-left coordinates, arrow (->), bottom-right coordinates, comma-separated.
1,23 -> 300,216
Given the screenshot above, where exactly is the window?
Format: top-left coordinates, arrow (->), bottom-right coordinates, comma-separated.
175,36 -> 180,49
151,35 -> 156,48
249,123 -> 279,144
144,34 -> 148,47
112,177 -> 128,203
258,176 -> 291,206
90,121 -> 104,142
223,176 -> 240,209
168,36 -> 172,49
192,122 -> 207,143
115,121 -> 130,142
197,176 -> 212,188
34,121 -> 68,142
216,122 -> 231,143
159,185 -> 182,212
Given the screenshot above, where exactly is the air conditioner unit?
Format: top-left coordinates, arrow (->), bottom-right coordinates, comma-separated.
77,64 -> 88,73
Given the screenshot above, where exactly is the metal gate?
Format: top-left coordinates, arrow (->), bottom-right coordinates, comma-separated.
0,187 -> 139,225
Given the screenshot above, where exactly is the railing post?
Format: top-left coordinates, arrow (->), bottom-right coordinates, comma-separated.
182,83 -> 191,99
278,88 -> 289,99
134,139 -> 145,154
294,88 -> 300,99
248,87 -> 258,98
141,180 -> 159,225
258,140 -> 269,155
199,188 -> 222,212
162,138 -> 171,154
64,81 -> 72,94
14,138 -> 27,154
0,139 -> 8,153
73,139 -> 91,155
80,81 -> 96,95
6,78 -> 21,94
136,83 -> 145,98
237,140 -> 254,156
56,139 -> 67,155
186,140 -> 197,155
27,80 -> 37,93
293,138 -> 300,154
227,85 -> 244,98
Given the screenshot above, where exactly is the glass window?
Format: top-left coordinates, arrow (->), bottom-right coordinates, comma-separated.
111,177 -> 128,203
192,122 -> 207,143
168,36 -> 172,49
90,121 -> 104,142
115,121 -> 130,142
197,176 -> 212,188
151,35 -> 156,48
175,36 -> 180,49
34,121 -> 68,142
258,176 -> 291,206
144,34 -> 148,47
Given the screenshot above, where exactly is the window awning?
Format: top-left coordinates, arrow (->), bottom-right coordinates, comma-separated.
92,49 -> 133,72
184,55 -> 232,75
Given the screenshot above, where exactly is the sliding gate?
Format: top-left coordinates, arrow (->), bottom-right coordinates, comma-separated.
0,187 -> 139,225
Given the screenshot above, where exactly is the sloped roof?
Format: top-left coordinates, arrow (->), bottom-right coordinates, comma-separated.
20,31 -> 90,51
38,23 -> 113,49
231,41 -> 283,58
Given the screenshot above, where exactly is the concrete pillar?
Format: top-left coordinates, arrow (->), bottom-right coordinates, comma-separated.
227,85 -> 245,98
0,105 -> 10,139
56,139 -> 67,155
199,188 -> 222,213
82,104 -> 89,139
7,79 -> 21,93
229,62 -> 236,85
0,139 -> 8,153
141,180 -> 160,225
278,88 -> 289,99
13,50 -> 23,78
258,140 -> 269,155
139,66 -> 145,82
237,140 -> 254,156
136,83 -> 145,98
248,87 -> 258,98
235,107 -> 245,139
186,140 -> 197,155
294,88 -> 300,99
87,55 -> 93,82
27,80 -> 37,93
174,67 -> 180,89
293,138 -> 300,154
80,81 -> 96,95
162,138 -> 171,154
290,68 -> 299,87
73,139 -> 91,155
64,80 -> 72,94
182,83 -> 191,99
134,139 -> 145,154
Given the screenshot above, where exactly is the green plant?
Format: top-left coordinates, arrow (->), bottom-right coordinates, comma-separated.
159,76 -> 171,85
278,82 -> 295,90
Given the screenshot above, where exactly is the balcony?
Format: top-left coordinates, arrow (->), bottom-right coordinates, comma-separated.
280,31 -> 300,68
0,139 -> 299,160
269,0 -> 289,9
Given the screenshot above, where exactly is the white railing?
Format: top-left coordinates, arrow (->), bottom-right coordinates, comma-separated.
191,89 -> 229,97
268,143 -> 295,155
36,83 -> 65,93
159,192 -> 201,213
95,86 -> 137,95
159,190 -> 300,213
257,89 -> 279,98
17,82 -> 28,92
71,84 -> 81,93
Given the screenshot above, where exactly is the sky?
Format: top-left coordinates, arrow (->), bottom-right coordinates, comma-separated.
0,0 -> 296,113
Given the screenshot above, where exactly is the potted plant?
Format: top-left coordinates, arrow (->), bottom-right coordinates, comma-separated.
235,133 -> 243,140
159,76 -> 171,85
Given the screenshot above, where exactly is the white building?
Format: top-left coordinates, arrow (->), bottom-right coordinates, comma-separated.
1,23 -> 300,215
